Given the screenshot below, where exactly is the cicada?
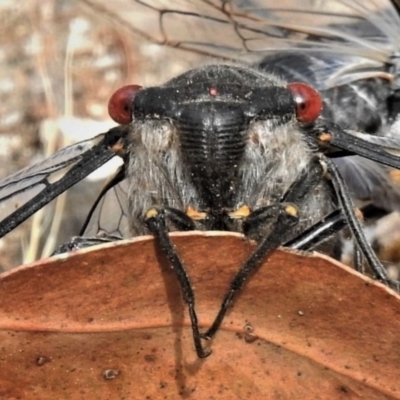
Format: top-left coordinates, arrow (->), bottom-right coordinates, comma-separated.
2,0 -> 400,357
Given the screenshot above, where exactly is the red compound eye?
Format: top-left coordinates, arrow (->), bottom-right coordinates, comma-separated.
287,82 -> 322,123
108,84 -> 142,124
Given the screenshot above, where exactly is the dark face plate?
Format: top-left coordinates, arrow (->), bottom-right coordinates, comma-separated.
132,65 -> 296,209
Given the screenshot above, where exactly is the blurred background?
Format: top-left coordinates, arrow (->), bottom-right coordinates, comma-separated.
0,0 -> 206,270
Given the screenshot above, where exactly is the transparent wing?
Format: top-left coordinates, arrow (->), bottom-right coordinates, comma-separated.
346,130 -> 400,157
81,0 -> 400,89
236,0 -> 400,87
0,129 -> 123,238
334,156 -> 400,212
326,129 -> 400,212
81,170 -> 130,239
0,135 -> 103,205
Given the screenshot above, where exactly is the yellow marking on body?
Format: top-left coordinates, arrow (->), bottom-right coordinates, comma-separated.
186,206 -> 207,220
229,205 -> 251,219
318,133 -> 332,143
111,138 -> 126,155
285,204 -> 299,218
145,208 -> 159,219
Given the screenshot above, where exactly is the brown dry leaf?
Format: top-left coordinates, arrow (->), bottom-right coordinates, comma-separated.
1,231 -> 400,399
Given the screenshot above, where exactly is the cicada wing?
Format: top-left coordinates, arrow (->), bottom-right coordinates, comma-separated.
333,156 -> 400,212
82,0 -> 250,60
327,128 -> 400,212
81,176 -> 131,239
0,134 -> 104,200
345,130 -> 400,157
0,125 -> 128,238
233,0 -> 400,88
82,0 -> 400,89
